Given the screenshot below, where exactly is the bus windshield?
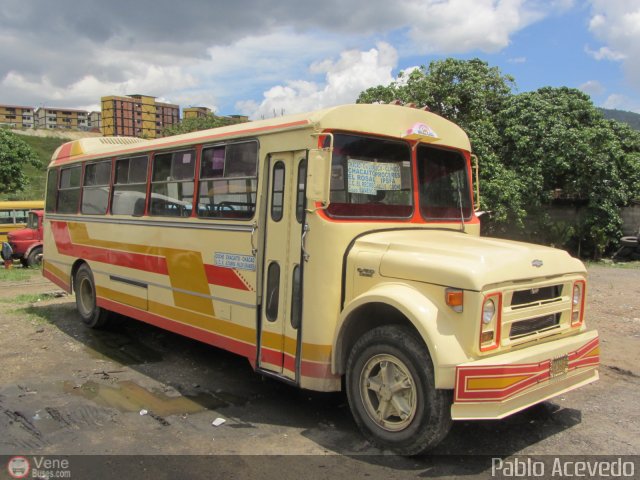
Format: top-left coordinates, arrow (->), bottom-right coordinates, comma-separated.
417,145 -> 472,221
326,134 -> 413,218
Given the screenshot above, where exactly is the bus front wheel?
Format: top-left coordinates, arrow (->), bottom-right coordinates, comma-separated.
74,264 -> 109,328
346,325 -> 452,455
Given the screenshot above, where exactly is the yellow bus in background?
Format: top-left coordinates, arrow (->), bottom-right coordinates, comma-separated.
42,104 -> 599,455
0,200 -> 44,242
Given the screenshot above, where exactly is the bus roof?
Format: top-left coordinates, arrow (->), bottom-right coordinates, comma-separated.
49,103 -> 471,167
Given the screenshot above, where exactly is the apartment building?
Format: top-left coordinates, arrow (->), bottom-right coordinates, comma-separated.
35,107 -> 88,130
88,111 -> 102,130
101,94 -> 180,138
183,106 -> 212,119
0,104 -> 35,128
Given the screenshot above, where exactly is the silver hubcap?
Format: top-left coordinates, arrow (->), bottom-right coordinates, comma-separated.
359,353 -> 417,431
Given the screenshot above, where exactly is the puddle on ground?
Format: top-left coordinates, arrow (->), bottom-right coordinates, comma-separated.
83,329 -> 164,365
63,380 -> 244,416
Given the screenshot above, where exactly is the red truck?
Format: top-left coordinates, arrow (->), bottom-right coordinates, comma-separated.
7,210 -> 43,267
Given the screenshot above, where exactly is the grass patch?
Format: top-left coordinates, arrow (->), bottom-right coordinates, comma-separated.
0,292 -> 61,304
0,266 -> 41,282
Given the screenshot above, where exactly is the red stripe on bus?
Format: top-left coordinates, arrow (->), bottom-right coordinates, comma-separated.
51,221 -> 169,274
260,348 -> 283,368
300,360 -> 336,379
283,353 -> 296,372
54,142 -> 73,163
204,264 -> 251,291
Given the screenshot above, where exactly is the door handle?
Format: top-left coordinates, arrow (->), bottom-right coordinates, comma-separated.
301,223 -> 310,262
250,221 -> 258,256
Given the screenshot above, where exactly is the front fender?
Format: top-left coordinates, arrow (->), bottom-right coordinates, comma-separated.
333,282 -> 472,389
25,242 -> 43,256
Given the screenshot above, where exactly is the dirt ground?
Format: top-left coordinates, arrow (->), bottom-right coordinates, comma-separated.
0,264 -> 638,477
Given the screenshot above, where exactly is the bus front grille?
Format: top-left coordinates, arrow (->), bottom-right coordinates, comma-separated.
509,313 -> 561,339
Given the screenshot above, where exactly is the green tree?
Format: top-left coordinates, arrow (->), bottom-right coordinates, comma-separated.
496,87 -> 640,257
0,129 -> 41,197
163,114 -> 247,136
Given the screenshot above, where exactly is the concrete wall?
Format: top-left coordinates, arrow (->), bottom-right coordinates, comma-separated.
621,203 -> 640,236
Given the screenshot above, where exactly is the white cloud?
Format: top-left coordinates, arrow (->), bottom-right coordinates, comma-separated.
508,56 -> 527,63
403,0 -> 544,53
585,45 -> 626,61
601,93 -> 640,113
587,1 -> 640,89
238,43 -> 398,119
579,80 -> 605,96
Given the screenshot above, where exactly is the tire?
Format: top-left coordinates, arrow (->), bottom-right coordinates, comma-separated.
74,264 -> 110,328
346,325 -> 452,455
26,246 -> 43,268
620,236 -> 638,247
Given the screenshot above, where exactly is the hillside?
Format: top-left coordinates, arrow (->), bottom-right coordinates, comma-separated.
600,108 -> 640,130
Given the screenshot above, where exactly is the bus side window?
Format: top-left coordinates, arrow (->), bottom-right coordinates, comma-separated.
271,162 -> 285,222
112,156 -> 149,216
198,141 -> 258,219
265,262 -> 280,322
46,169 -> 59,213
13,209 -> 28,224
150,150 -> 195,217
295,159 -> 307,224
82,160 -> 112,215
57,165 -> 82,214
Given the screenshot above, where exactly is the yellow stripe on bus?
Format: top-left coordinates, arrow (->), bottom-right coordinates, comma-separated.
466,375 -> 531,391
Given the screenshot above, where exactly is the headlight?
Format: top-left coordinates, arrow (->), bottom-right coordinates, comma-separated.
480,293 -> 502,352
571,280 -> 585,326
482,299 -> 495,324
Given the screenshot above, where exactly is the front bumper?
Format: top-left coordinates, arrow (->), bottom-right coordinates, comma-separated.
451,330 -> 599,420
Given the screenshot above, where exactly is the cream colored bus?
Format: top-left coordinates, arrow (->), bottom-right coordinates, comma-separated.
43,104 -> 599,454
0,200 -> 44,243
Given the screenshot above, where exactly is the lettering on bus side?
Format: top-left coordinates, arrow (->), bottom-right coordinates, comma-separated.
214,252 -> 256,271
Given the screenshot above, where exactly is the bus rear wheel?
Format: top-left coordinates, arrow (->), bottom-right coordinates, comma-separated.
346,325 -> 452,455
74,264 -> 109,328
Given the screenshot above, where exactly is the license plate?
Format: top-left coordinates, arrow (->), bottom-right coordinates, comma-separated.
550,354 -> 569,378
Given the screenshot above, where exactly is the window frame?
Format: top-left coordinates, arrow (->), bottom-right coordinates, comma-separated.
323,132 -> 414,220
111,155 -> 150,217
416,144 -> 473,222
270,161 -> 285,223
197,139 -> 259,221
150,149 -> 197,218
81,159 -> 113,215
56,164 -> 82,214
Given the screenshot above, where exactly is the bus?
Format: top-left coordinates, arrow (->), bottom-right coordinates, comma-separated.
0,200 -> 44,243
42,103 -> 599,455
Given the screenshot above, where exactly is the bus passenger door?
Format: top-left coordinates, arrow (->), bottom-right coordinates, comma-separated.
258,151 -> 307,381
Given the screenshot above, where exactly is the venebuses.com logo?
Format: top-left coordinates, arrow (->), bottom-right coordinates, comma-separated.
6,456 -> 30,479
6,456 -> 71,479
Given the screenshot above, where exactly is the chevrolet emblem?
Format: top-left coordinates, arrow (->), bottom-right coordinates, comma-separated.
532,259 -> 543,268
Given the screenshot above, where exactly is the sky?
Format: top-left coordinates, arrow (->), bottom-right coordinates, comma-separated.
1,0 -> 639,119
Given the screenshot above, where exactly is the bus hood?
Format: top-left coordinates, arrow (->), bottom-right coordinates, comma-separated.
356,229 -> 585,291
